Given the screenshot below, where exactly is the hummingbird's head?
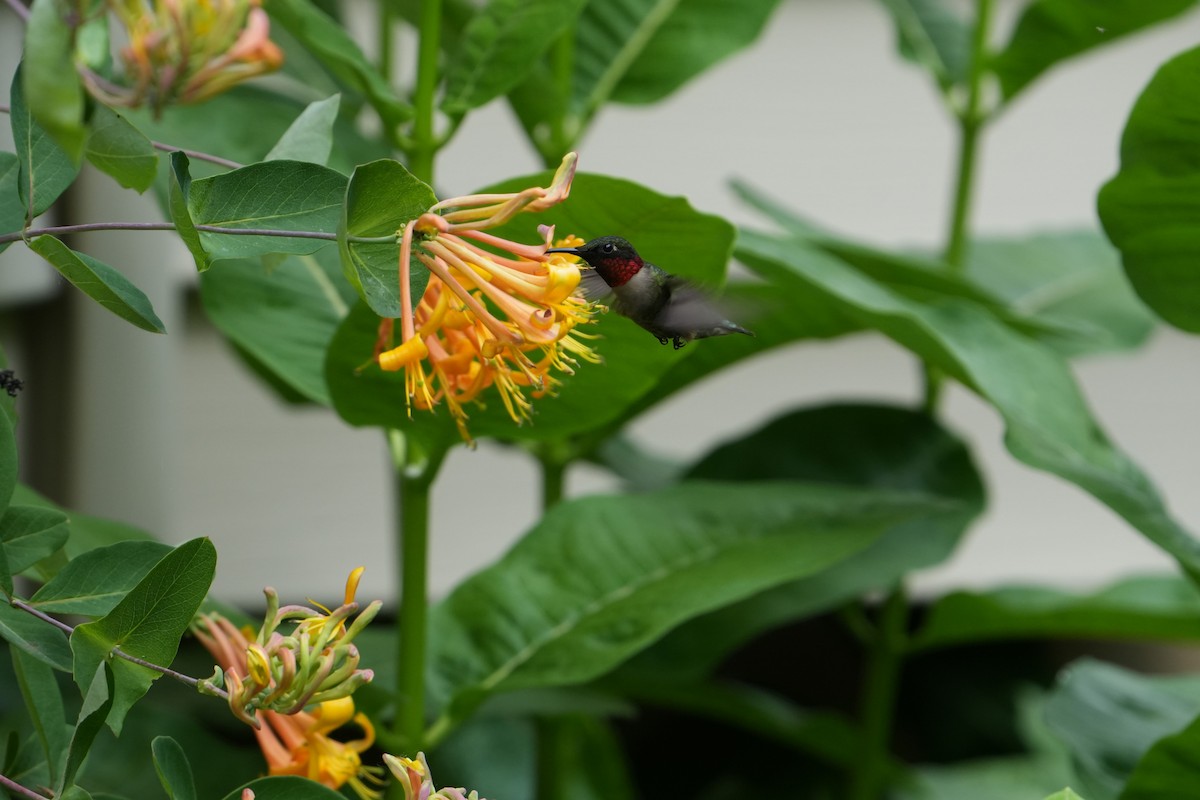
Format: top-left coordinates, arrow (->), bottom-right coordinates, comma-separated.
547,235 -> 644,287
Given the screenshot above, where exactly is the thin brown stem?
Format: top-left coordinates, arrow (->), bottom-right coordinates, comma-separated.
0,773 -> 49,800
2,0 -> 29,22
150,141 -> 244,170
0,222 -> 396,246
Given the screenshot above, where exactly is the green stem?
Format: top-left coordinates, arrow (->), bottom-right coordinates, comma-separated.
543,28 -> 575,167
925,0 -> 994,411
409,0 -> 442,185
540,454 -> 566,510
848,586 -> 908,800
389,429 -> 447,750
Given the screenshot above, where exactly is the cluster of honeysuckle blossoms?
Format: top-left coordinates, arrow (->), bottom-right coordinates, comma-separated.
83,0 -> 283,114
374,152 -> 601,441
195,568 -> 385,798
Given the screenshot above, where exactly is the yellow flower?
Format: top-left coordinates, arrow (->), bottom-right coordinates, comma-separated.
374,153 -> 601,442
83,0 -> 283,114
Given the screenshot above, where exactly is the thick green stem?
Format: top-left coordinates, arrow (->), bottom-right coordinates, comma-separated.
389,430 -> 447,750
925,0 -> 994,411
543,29 -> 575,167
848,586 -> 909,800
540,455 -> 566,510
409,0 -> 442,185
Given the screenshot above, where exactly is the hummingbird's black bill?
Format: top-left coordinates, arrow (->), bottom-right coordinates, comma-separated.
545,246 -> 580,255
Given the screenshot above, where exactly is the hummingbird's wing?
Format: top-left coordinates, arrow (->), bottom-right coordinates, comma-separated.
657,276 -> 752,339
575,268 -> 614,302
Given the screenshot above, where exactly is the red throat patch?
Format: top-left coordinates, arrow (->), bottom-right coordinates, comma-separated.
602,257 -> 642,287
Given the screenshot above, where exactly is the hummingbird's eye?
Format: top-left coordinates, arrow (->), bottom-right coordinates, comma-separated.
602,242 -> 616,253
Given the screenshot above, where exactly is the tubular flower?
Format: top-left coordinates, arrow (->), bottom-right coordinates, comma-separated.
194,569 -> 383,799
384,752 -> 487,800
374,152 -> 602,442
84,0 -> 283,114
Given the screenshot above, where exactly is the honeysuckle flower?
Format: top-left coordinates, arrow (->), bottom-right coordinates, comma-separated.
373,152 -> 602,442
383,752 -> 487,800
83,0 -> 283,114
194,568 -> 382,799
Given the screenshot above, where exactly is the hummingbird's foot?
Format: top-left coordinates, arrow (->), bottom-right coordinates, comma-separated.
672,337 -> 687,350
656,336 -> 670,346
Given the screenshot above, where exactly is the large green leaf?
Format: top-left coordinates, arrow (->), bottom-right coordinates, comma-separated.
187,161 -> 347,260
1098,45 -> 1200,333
1120,713 -> 1200,800
875,0 -> 970,89
894,755 -> 1076,800
27,235 -> 166,333
23,0 -> 85,158
442,0 -> 585,113
337,159 -> 436,318
201,248 -> 355,405
993,1 -> 1198,102
617,403 -> 982,680
1044,660 -> 1200,800
578,0 -> 785,107
11,648 -> 68,786
263,0 -> 412,124
264,95 -> 340,165
967,231 -> 1155,357
0,600 -> 71,671
912,575 -> 1200,651
327,171 -> 735,443
537,715 -> 634,800
84,106 -> 158,193
28,541 -> 173,617
10,67 -> 79,219
428,481 -> 958,729
0,504 -> 69,573
736,232 -> 1200,579
70,538 -> 216,734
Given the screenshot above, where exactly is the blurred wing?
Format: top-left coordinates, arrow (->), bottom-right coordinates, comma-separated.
658,277 -> 745,332
576,268 -> 613,302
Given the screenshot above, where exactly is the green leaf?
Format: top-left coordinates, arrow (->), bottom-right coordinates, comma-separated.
168,152 -> 211,272
29,541 -> 173,616
27,235 -> 166,333
264,95 -> 340,165
222,776 -> 347,800
10,66 -> 79,218
263,0 -> 412,124
1,504 -> 69,573
188,161 -> 347,261
0,152 -> 24,251
579,0 -> 785,107
1044,659 -> 1200,800
327,171 -> 736,442
70,537 -> 216,734
1047,791 -> 1088,800
619,403 -> 983,680
0,602 -> 71,671
895,755 -> 1075,800
337,159 -> 436,318
1098,45 -> 1200,334
59,663 -> 114,796
429,481 -> 956,727
11,648 -> 69,786
736,232 -> 1200,580
200,249 -> 354,405
13,483 -> 156,563
0,406 -> 17,517
913,575 -> 1200,651
23,0 -> 86,158
993,0 -> 1198,102
442,0 -> 585,113
967,231 -> 1156,357
84,106 -> 158,193
875,0 -> 970,89
1120,713 -> 1200,800
151,736 -> 197,800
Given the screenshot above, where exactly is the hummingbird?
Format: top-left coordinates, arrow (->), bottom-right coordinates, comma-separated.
546,236 -> 753,349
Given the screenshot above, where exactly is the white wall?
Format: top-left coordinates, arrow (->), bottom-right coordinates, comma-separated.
13,0 -> 1200,606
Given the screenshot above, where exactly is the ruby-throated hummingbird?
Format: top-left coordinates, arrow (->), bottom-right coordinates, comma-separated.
546,236 -> 753,349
